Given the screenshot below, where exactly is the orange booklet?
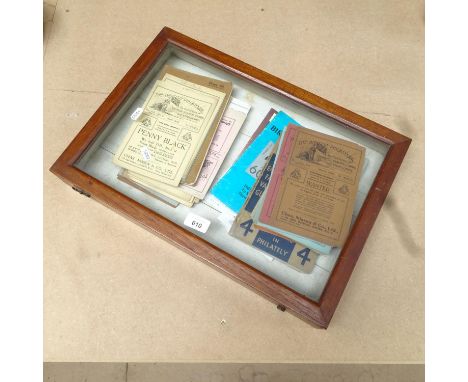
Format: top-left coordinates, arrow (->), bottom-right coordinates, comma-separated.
259,124 -> 366,247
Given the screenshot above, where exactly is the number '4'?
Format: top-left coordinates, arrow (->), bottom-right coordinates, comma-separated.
296,248 -> 311,266
239,219 -> 254,237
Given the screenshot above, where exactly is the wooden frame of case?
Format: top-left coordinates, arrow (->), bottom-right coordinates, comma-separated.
50,27 -> 411,328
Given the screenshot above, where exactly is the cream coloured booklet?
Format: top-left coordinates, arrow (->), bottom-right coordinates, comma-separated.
122,98 -> 250,205
120,169 -> 198,207
117,169 -> 180,208
113,78 -> 225,186
158,66 -> 233,185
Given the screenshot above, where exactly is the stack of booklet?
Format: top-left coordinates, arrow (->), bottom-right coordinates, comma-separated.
209,109 -> 366,272
113,66 -> 366,272
113,66 -> 250,207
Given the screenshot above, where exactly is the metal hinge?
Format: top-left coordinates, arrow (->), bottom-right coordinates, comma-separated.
72,186 -> 91,198
277,304 -> 286,312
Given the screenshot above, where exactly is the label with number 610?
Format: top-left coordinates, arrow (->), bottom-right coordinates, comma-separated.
183,213 -> 211,234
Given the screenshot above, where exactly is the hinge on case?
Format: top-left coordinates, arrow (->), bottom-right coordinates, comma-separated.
277,304 -> 286,312
72,186 -> 91,198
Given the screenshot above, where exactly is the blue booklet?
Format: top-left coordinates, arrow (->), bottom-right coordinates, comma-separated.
210,111 -> 298,213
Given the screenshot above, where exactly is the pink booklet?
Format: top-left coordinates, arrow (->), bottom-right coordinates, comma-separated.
181,98 -> 251,199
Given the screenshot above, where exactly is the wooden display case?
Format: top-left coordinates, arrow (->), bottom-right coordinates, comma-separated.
50,27 -> 411,328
